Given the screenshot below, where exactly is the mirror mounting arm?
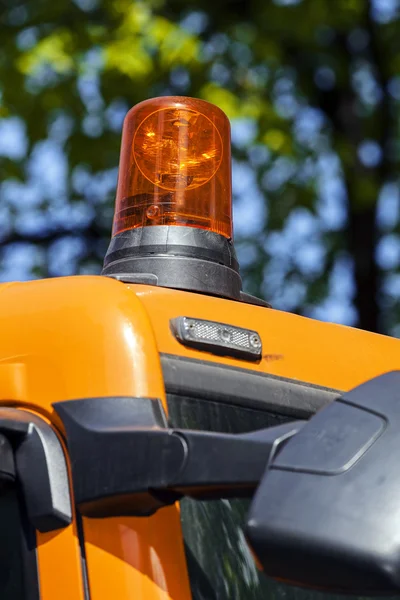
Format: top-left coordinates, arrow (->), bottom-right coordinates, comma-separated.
54,396 -> 304,518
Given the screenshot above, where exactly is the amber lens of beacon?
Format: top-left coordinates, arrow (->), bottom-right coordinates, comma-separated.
112,96 -> 232,238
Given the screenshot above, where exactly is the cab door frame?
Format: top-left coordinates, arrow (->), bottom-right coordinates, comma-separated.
0,407 -> 87,600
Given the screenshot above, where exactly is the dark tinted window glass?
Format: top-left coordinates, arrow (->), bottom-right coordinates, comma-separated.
0,488 -> 27,599
167,394 -> 394,600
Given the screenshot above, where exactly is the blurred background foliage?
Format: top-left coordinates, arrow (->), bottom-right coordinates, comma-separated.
0,0 -> 399,334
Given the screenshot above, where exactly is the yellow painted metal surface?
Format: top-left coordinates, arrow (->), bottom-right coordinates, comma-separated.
134,284 -> 400,392
1,275 -> 400,600
83,507 -> 189,600
36,512 -> 86,600
0,277 -> 165,412
0,276 -> 191,600
28,410 -> 85,600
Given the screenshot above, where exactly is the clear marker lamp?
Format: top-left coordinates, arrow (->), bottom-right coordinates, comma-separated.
102,96 -> 261,303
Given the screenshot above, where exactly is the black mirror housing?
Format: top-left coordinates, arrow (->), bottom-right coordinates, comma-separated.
246,371 -> 400,594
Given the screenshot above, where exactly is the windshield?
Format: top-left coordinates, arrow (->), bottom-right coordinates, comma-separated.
0,488 -> 32,600
167,393 -> 381,600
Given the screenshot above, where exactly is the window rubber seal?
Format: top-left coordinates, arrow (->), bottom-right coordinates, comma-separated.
161,354 -> 341,419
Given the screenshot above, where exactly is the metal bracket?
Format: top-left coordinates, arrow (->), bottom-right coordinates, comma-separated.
54,396 -> 304,518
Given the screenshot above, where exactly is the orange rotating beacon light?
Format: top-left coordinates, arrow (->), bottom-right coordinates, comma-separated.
102,96 -> 251,302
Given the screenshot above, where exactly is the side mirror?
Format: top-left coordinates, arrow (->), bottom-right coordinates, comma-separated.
246,371 -> 400,594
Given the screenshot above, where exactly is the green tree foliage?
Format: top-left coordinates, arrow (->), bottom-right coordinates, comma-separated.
0,0 -> 399,332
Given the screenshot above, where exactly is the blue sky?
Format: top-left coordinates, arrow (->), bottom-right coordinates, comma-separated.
1,0 -> 399,330
1,110 -> 399,328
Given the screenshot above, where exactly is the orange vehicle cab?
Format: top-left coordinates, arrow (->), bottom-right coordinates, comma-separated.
1,96 -> 400,600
